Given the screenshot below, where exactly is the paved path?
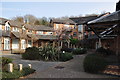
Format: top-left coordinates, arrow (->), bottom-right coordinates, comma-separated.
2,52 -> 111,78
2,54 -> 63,74
26,54 -> 110,78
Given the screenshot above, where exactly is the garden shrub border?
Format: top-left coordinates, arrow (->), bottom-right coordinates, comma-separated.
22,46 -> 74,62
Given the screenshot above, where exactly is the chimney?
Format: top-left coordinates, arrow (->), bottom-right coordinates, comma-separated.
116,0 -> 120,11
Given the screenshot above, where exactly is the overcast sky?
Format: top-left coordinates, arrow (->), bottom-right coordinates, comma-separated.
0,1 -> 118,19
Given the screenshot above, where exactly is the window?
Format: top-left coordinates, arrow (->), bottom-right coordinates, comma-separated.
36,31 -> 43,35
22,26 -> 26,33
55,24 -> 59,30
78,25 -> 83,33
28,40 -> 32,47
0,25 -> 2,30
12,27 -> 19,32
4,38 -> 10,50
12,39 -> 19,49
21,39 -> 26,49
64,24 -> 69,29
5,21 -> 10,31
46,32 -> 53,35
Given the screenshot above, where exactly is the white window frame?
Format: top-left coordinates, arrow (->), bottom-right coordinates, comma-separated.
4,38 -> 10,50
36,31 -> 43,35
12,27 -> 19,32
21,39 -> 26,49
5,21 -> 10,31
46,32 -> 53,35
55,24 -> 59,30
78,25 -> 83,33
0,25 -> 2,30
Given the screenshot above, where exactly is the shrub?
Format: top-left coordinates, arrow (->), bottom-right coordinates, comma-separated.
22,47 -> 39,60
39,45 -> 59,61
59,52 -> 73,61
83,53 -> 108,73
1,57 -> 13,67
21,67 -> 36,76
73,48 -> 87,55
96,47 -> 113,56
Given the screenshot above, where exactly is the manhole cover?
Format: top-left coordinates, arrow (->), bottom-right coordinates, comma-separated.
55,66 -> 64,69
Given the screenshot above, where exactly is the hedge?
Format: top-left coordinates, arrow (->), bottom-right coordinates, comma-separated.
83,53 -> 108,73
73,48 -> 87,55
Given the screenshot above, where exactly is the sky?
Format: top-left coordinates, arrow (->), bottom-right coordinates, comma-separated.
0,1 -> 118,19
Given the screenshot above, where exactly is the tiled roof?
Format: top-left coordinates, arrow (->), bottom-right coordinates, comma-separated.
0,18 -> 9,25
24,24 -> 35,30
52,18 -> 76,24
0,17 -> 23,28
12,32 -> 28,39
88,10 -> 120,24
27,34 -> 39,41
9,20 -> 24,28
34,25 -> 54,31
70,16 -> 98,24
36,35 -> 57,40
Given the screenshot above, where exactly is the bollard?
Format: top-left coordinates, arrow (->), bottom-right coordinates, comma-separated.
28,64 -> 32,68
8,63 -> 13,72
18,64 -> 23,71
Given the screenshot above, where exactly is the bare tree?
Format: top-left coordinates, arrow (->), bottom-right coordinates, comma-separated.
24,14 -> 37,24
12,16 -> 24,23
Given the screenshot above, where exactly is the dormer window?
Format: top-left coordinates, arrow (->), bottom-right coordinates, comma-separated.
22,26 -> 26,33
5,21 -> 10,31
12,27 -> 19,32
